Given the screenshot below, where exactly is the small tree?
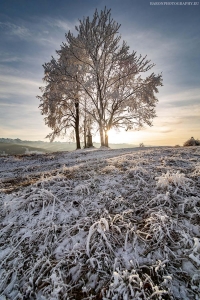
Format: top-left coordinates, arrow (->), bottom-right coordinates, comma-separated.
38,47 -> 85,149
39,81 -> 82,148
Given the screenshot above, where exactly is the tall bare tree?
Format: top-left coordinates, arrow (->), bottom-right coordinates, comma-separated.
39,7 -> 162,148
63,7 -> 163,146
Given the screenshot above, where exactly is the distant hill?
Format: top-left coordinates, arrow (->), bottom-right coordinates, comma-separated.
0,143 -> 49,155
0,138 -> 138,155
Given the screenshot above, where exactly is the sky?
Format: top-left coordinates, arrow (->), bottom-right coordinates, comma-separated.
0,0 -> 199,146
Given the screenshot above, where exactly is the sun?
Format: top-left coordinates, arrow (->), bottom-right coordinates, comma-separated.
106,129 -> 122,144
106,129 -> 148,145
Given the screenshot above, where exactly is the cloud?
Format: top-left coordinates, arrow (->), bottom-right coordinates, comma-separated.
44,17 -> 78,31
159,103 -> 200,119
0,19 -> 71,47
0,74 -> 42,100
122,23 -> 200,94
0,122 -> 49,140
30,17 -> 78,47
123,28 -> 180,67
38,18 -> 77,47
0,21 -> 31,39
0,54 -> 22,63
158,119 -> 183,127
142,125 -> 175,135
160,88 -> 200,105
54,20 -> 75,31
0,100 -> 47,136
0,74 -> 41,87
157,128 -> 173,134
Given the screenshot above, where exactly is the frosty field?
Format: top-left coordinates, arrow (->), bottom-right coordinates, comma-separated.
0,147 -> 200,299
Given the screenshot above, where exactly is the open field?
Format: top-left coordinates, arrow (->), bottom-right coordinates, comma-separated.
0,147 -> 200,299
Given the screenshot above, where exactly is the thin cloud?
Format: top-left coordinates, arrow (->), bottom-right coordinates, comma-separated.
44,17 -> 78,32
0,54 -> 22,63
160,88 -> 200,104
34,18 -> 77,47
0,74 -> 41,87
123,28 -> 180,66
0,21 -> 31,39
142,125 -> 175,135
159,119 -> 183,127
0,75 -> 42,99
157,128 -> 174,134
0,19 -> 69,47
160,104 -> 200,118
0,64 -> 23,75
55,20 -> 75,31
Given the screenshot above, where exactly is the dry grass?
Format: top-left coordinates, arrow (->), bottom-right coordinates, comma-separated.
0,147 -> 200,299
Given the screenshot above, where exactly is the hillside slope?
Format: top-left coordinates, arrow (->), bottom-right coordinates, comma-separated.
0,147 -> 200,299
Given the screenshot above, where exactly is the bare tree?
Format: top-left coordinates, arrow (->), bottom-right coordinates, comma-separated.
39,7 -> 162,148
63,7 -> 163,146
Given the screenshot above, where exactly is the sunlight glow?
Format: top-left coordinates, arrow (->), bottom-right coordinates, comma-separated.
105,129 -> 119,144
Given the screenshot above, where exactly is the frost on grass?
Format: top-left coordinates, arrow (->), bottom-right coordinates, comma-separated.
156,170 -> 194,194
0,147 -> 200,299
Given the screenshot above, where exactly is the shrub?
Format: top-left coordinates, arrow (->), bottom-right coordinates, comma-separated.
183,137 -> 200,146
196,139 -> 200,146
139,143 -> 145,147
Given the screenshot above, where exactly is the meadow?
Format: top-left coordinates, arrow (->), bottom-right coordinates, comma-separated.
0,146 -> 199,299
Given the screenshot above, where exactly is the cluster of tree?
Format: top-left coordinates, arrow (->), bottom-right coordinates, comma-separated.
38,8 -> 163,149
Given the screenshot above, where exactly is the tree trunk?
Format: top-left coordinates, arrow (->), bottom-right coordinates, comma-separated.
75,101 -> 81,149
105,130 -> 109,147
84,117 -> 87,148
99,125 -> 105,147
84,99 -> 87,148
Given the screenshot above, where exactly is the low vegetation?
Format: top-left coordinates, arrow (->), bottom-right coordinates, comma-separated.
183,137 -> 200,147
0,147 -> 199,299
